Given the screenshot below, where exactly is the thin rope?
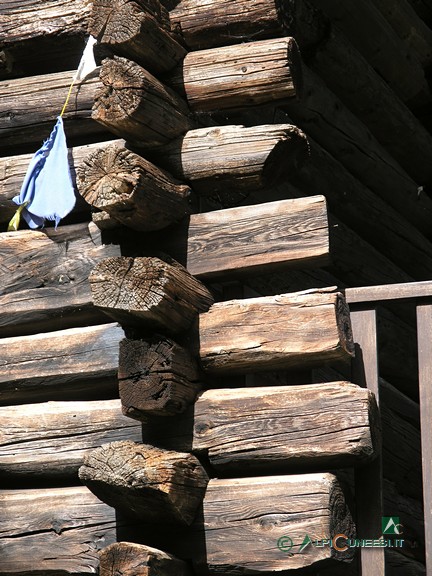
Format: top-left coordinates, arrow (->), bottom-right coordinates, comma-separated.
60,78 -> 76,118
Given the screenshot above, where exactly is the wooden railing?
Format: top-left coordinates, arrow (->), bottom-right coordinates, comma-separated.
346,281 -> 432,575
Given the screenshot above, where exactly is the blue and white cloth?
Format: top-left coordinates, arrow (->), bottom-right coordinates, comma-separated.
12,116 -> 76,229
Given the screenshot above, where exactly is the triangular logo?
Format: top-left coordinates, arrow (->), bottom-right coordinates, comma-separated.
299,534 -> 314,552
382,517 -> 402,534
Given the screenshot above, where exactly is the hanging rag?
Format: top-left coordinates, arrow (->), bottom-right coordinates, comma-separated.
10,116 -> 76,229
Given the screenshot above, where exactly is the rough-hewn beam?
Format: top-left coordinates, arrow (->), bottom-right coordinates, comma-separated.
307,0 -> 431,107
0,399 -> 142,480
93,56 -> 193,148
169,0 -> 289,48
0,486 -> 142,575
119,336 -> 202,418
77,141 -> 192,231
185,196 -> 329,278
199,289 -> 354,374
142,381 -> 380,472
169,37 -> 302,112
99,543 -> 192,576
79,440 -> 209,525
145,473 -> 356,573
0,0 -> 90,79
89,0 -> 186,73
275,67 -> 432,239
0,475 -> 355,575
0,323 -> 124,405
168,0 -> 432,185
89,256 -> 214,333
0,222 -> 120,337
155,123 -> 309,194
278,135 -> 432,278
0,68 -> 106,155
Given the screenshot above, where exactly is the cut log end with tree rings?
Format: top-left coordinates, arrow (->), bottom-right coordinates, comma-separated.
92,56 -> 193,148
89,0 -> 186,74
78,440 -> 209,525
89,256 -> 214,333
119,335 -> 202,418
77,141 -> 192,231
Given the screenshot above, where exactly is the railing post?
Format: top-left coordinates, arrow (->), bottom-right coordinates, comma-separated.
416,303 -> 432,574
350,307 -> 385,575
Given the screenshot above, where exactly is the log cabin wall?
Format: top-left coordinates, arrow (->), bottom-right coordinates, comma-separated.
0,0 -> 430,574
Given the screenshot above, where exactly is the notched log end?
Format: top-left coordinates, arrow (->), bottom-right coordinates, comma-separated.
79,440 -> 208,525
89,256 -> 213,333
119,335 -> 202,417
78,142 -> 192,231
99,542 -> 191,576
93,56 -> 192,148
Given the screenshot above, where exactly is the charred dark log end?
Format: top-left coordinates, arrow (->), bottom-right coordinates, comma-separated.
287,37 -> 304,100
262,126 -> 309,185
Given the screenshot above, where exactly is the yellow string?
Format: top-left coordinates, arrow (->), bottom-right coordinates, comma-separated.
60,78 -> 76,118
7,201 -> 29,232
8,75 -> 75,231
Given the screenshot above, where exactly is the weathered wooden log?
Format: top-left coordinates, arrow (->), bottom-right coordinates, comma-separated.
0,0 -> 90,79
216,182 -> 414,290
140,195 -> 328,279
383,479 -> 425,562
79,440 -> 209,524
169,0 -> 432,185
119,336 -> 202,418
186,196 -> 329,278
199,289 -> 354,374
99,542 -> 192,576
303,17 -> 432,185
0,399 -> 142,480
0,68 -> 107,155
381,396 -> 422,500
0,323 -> 124,405
155,123 -> 309,194
76,141 -> 192,231
146,473 -> 356,572
89,257 -> 213,334
307,0 -> 431,107
275,134 -> 432,278
89,0 -> 186,74
169,37 -> 302,112
276,67 -> 432,239
313,367 -> 422,499
374,0 -> 432,68
90,256 -> 214,333
142,381 -> 380,472
0,141 -> 112,224
169,0 -> 292,48
0,486 -> 143,575
0,222 -> 120,337
93,56 -> 194,148
0,475 -> 355,575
